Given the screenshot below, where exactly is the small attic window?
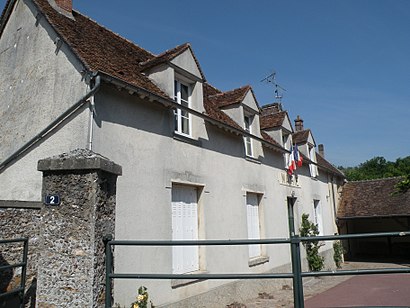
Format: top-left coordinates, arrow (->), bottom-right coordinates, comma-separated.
282,133 -> 291,150
174,79 -> 191,136
244,114 -> 253,157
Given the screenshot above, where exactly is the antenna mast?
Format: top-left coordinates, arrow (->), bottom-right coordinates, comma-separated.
261,71 -> 286,102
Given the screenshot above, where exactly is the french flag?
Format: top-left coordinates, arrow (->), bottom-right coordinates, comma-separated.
287,145 -> 296,175
293,145 -> 303,167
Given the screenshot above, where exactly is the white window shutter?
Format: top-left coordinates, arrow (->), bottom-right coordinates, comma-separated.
246,194 -> 261,258
172,186 -> 199,274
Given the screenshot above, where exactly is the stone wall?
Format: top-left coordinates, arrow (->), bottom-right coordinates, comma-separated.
0,202 -> 41,307
0,149 -> 121,308
36,149 -> 121,307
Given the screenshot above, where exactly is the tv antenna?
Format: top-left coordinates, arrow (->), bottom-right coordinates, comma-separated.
261,71 -> 286,102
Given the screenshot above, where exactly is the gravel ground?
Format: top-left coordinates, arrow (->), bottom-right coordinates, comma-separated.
228,261 -> 410,308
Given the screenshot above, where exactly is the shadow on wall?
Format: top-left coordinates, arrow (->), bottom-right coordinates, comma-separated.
0,252 -> 36,308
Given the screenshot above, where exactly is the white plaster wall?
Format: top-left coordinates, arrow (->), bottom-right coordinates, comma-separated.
0,0 -> 89,200
170,49 -> 202,80
92,86 -> 339,306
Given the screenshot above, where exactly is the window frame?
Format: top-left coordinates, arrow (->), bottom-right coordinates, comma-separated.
309,145 -> 319,178
313,199 -> 323,235
246,192 -> 262,259
244,114 -> 254,157
174,79 -> 192,137
171,184 -> 199,274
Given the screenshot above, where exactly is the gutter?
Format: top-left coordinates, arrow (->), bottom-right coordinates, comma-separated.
0,74 -> 101,173
98,72 -> 288,154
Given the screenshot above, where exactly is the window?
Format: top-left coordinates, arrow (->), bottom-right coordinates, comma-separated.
244,115 -> 253,157
309,146 -> 319,177
171,185 -> 199,274
313,200 -> 323,235
246,193 -> 261,258
174,80 -> 191,136
282,133 -> 290,150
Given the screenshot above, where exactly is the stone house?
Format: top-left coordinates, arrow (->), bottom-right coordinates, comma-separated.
0,0 -> 345,306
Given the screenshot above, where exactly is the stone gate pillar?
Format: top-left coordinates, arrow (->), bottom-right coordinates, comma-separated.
36,149 -> 121,307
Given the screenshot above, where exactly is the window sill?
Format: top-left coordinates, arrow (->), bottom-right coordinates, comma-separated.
171,270 -> 208,289
245,156 -> 261,164
173,132 -> 202,147
248,255 -> 270,267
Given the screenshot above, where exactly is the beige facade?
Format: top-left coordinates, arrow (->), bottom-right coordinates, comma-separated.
0,0 -> 345,306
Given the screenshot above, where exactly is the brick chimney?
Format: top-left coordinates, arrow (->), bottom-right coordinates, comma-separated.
261,103 -> 282,116
318,144 -> 325,157
294,115 -> 304,131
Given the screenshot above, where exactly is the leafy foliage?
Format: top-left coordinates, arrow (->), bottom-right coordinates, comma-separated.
392,175 -> 410,195
333,240 -> 344,268
339,156 -> 410,181
130,286 -> 151,308
299,214 -> 324,272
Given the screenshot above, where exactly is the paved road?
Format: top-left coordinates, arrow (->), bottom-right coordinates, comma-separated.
305,273 -> 410,307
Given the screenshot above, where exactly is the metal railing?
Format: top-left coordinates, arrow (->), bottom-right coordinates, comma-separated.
104,231 -> 410,308
0,238 -> 28,308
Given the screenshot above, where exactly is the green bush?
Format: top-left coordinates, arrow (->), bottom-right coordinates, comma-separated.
333,240 -> 344,268
299,213 -> 324,272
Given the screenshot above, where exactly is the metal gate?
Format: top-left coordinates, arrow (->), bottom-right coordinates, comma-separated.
0,238 -> 28,308
104,231 -> 410,308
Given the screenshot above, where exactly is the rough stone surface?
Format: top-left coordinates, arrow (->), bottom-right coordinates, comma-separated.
37,148 -> 122,176
0,207 -> 40,306
35,163 -> 117,308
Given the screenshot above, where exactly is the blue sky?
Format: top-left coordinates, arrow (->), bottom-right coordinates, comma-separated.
2,0 -> 409,167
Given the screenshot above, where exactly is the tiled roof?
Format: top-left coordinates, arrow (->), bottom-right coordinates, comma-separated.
260,111 -> 287,130
31,0 -> 168,98
292,129 -> 311,145
1,0 -> 344,173
203,83 -> 242,130
316,153 -> 345,177
261,131 -> 281,147
338,177 -> 410,218
140,43 -> 205,80
208,85 -> 251,108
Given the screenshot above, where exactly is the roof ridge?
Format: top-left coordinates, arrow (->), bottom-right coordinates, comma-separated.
348,176 -> 405,184
71,9 -> 156,59
208,85 -> 250,98
139,42 -> 189,66
204,82 -> 222,94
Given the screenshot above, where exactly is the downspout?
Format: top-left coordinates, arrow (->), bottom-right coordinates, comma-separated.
87,94 -> 95,150
0,74 -> 101,173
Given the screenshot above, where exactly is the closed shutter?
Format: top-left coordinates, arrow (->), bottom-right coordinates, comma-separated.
246,193 -> 261,258
172,185 -> 199,274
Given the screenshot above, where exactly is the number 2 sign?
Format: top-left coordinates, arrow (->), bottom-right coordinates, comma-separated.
45,195 -> 61,206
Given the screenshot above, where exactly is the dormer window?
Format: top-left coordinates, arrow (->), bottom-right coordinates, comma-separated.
244,114 -> 253,157
309,145 -> 319,177
174,80 -> 191,136
282,133 -> 291,150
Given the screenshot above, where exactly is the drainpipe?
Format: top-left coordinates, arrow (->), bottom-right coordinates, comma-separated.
87,94 -> 95,150
0,74 -> 101,173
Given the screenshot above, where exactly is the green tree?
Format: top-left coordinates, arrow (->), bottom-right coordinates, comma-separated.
340,156 -> 410,181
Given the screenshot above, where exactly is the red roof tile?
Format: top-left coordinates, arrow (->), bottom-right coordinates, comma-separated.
140,43 -> 205,80
31,0 -> 169,98
338,177 -> 410,218
292,129 -> 311,145
208,85 -> 252,108
316,153 -> 345,177
203,83 -> 242,130
260,111 -> 287,130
